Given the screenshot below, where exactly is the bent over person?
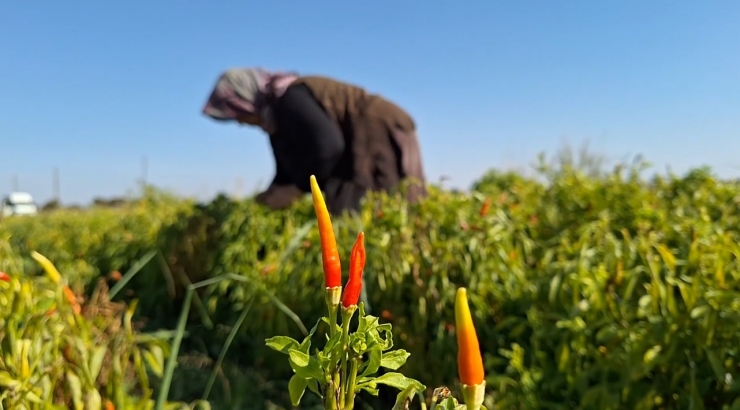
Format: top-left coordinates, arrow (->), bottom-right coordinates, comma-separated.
202,67 -> 427,215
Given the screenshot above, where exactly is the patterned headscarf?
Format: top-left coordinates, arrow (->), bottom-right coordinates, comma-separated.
202,67 -> 298,134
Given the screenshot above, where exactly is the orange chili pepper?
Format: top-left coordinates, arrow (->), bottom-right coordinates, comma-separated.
342,232 -> 366,308
310,175 -> 342,288
0,271 -> 9,282
63,285 -> 81,315
479,198 -> 491,217
455,287 -> 484,386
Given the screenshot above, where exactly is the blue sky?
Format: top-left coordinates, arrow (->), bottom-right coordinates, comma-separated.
2,1 -> 739,205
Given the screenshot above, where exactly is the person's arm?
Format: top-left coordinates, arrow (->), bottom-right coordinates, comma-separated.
268,133 -> 296,186
255,133 -> 304,209
272,84 -> 345,192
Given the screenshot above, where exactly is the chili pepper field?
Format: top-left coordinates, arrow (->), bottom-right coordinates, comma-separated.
2,154 -> 740,409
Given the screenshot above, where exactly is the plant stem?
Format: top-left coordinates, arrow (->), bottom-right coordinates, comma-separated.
339,307 -> 354,406
325,378 -> 339,410
345,357 -> 360,410
328,303 -> 338,337
325,286 -> 342,337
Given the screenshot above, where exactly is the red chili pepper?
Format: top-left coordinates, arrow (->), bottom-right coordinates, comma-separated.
455,287 -> 485,386
0,271 -> 9,282
342,232 -> 366,308
310,176 -> 342,288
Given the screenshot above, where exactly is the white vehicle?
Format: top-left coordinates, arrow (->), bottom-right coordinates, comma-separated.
1,192 -> 39,217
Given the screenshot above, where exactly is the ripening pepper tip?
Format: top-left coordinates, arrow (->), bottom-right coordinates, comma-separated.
0,271 -> 9,282
310,175 -> 342,289
342,232 -> 366,308
455,287 -> 485,387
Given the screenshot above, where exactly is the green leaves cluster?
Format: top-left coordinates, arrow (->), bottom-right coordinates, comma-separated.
0,241 -> 207,409
266,303 -> 425,409
4,153 -> 740,408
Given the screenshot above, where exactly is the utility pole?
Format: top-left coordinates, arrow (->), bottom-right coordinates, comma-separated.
141,155 -> 148,187
234,176 -> 244,198
53,167 -> 60,203
12,174 -> 18,191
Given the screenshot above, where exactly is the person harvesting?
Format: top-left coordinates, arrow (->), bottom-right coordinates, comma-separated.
202,67 -> 427,215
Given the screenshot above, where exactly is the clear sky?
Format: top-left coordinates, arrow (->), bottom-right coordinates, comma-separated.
2,1 -> 739,205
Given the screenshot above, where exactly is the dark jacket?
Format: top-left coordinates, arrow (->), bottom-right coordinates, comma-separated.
264,76 -> 427,215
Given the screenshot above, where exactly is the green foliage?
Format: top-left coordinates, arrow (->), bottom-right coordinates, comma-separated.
3,156 -> 740,409
0,187 -> 193,286
266,302 -> 425,409
0,241 -> 203,409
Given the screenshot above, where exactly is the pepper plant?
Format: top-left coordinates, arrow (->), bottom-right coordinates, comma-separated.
265,176 -> 489,410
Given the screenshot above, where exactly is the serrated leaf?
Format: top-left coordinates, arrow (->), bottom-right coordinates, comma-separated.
380,349 -> 410,370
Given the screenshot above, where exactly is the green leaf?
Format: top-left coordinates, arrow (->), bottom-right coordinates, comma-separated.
0,371 -> 20,389
360,346 -> 382,378
656,244 -> 676,272
288,375 -> 308,406
690,305 -> 710,319
549,274 -> 562,303
350,333 -> 369,355
318,330 -> 344,370
435,397 -> 459,410
359,385 -> 379,396
391,382 -> 424,410
143,345 -> 165,378
288,349 -> 324,380
265,336 -> 300,354
66,371 -> 83,410
370,372 -> 425,393
376,323 -> 394,351
705,348 -> 725,383
300,318 -> 323,354
85,389 -> 102,410
320,316 -> 341,336
88,346 -> 107,381
380,349 -> 410,370
307,379 -> 321,397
